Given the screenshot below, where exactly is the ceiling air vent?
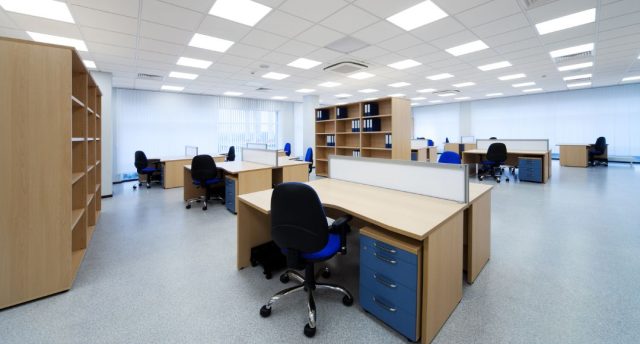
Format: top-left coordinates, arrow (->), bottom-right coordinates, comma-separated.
255,87 -> 272,92
137,73 -> 163,81
554,51 -> 592,63
432,90 -> 460,95
568,76 -> 592,83
323,61 -> 368,74
520,0 -> 558,10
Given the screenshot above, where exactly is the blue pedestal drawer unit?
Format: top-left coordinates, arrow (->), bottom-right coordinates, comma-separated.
518,157 -> 542,183
225,176 -> 237,213
360,226 -> 422,342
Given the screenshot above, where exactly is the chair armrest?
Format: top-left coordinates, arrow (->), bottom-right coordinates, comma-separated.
329,215 -> 352,255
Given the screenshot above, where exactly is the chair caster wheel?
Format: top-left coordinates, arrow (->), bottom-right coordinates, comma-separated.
478,176 -> 483,181
250,259 -> 258,267
186,204 -> 191,209
260,305 -> 271,317
506,178 -> 510,182
321,269 -> 331,279
342,295 -> 353,306
304,324 -> 316,338
280,274 -> 290,284
202,206 -> 207,211
496,179 -> 501,183
133,185 -> 137,190
265,271 -> 272,279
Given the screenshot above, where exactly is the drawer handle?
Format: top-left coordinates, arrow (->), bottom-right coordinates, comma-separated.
372,296 -> 397,313
373,252 -> 397,265
373,242 -> 396,254
373,273 -> 397,289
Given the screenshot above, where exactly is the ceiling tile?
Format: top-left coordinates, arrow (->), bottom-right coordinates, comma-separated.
217,55 -> 255,68
430,30 -> 480,50
256,10 -> 314,37
87,42 -> 136,58
8,13 -> 82,38
69,0 -> 140,17
138,37 -> 184,55
377,33 -> 422,52
296,25 -> 345,47
70,5 -> 138,34
0,26 -> 29,40
141,0 -> 203,31
412,17 -> 465,42
435,0 -> 492,15
226,43 -> 270,59
305,48 -> 346,62
351,20 -> 404,45
473,13 -> 530,38
351,0 -> 423,19
280,0 -> 349,22
277,40 -> 318,56
140,20 -> 191,45
348,45 -> 391,60
160,0 -> 215,13
320,5 -> 379,34
483,26 -> 538,48
526,0 -> 597,23
456,0 -> 521,28
241,29 -> 288,50
396,43 -> 438,59
81,27 -> 137,48
197,15 -> 253,42
137,50 -> 178,64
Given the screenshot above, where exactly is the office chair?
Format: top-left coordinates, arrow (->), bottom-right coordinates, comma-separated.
427,139 -> 434,147
445,137 -> 450,143
284,142 -> 291,157
226,146 -> 235,162
185,155 -> 224,210
133,151 -> 160,189
305,147 -> 313,174
439,151 -> 461,164
478,143 -> 510,183
259,183 -> 353,338
489,137 -> 497,140
589,137 -> 608,166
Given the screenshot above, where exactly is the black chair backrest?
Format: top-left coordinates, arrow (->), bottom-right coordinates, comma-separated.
486,143 -> 507,163
134,151 -> 148,172
227,146 -> 235,161
594,137 -> 606,151
271,183 -> 328,255
191,155 -> 217,184
489,137 -> 497,140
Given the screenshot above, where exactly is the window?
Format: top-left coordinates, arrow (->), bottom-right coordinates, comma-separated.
217,109 -> 278,153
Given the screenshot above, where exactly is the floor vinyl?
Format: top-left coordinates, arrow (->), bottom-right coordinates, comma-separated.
1,161 -> 639,344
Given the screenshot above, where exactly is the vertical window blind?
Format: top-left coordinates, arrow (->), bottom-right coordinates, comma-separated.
217,108 -> 278,153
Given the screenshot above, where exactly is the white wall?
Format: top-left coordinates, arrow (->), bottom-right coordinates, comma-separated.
113,88 -> 296,181
412,84 -> 640,156
90,71 -> 113,196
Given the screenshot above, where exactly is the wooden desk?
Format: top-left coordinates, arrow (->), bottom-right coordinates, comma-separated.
412,147 -> 438,162
237,179 -> 492,343
273,157 -> 310,185
462,149 -> 552,183
444,143 -> 476,155
557,144 -> 590,167
154,155 -> 225,189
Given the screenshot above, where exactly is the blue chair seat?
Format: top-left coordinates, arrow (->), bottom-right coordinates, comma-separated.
283,233 -> 341,261
193,178 -> 222,186
141,167 -> 157,173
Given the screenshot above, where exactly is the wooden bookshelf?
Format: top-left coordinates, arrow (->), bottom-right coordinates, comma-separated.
314,97 -> 411,177
0,37 -> 102,309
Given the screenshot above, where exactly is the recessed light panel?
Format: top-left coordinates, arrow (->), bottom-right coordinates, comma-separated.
224,91 -> 243,96
189,33 -> 234,52
335,93 -> 352,98
411,97 -> 426,100
535,8 -> 596,35
478,61 -> 512,71
177,57 -> 212,69
438,93 -> 456,97
348,72 -> 375,80
83,60 -> 97,69
427,73 -> 453,80
486,93 -> 503,97
455,97 -> 471,100
557,62 -> 593,71
169,71 -> 198,80
358,89 -> 378,93
209,0 -> 272,27
411,103 -> 421,106
271,96 -> 287,100
388,82 -> 411,88
287,58 -> 321,70
567,82 -> 591,88
27,32 -> 87,51
388,93 -> 405,97
0,0 -> 74,23
445,40 -> 489,56
364,97 -> 378,101
319,81 -> 341,88
522,88 -> 543,93
387,59 -> 422,70
161,85 -> 184,92
417,88 -> 436,93
296,89 -> 315,93
387,1 -> 448,31
498,73 -> 526,81
429,100 -> 443,103
622,75 -> 640,82
452,82 -> 475,88
563,74 -> 591,81
549,43 -> 594,58
262,72 -> 290,80
512,82 -> 535,88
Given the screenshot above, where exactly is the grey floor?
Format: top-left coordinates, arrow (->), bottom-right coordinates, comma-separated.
1,161 -> 639,344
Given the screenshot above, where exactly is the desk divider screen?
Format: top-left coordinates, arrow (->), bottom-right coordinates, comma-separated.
246,143 -> 268,149
411,139 -> 428,149
329,155 -> 469,203
461,136 -> 475,143
242,148 -> 277,166
476,139 -> 549,151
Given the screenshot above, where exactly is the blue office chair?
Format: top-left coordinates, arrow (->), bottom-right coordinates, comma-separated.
133,150 -> 160,189
305,147 -> 313,174
439,151 -> 461,164
259,182 -> 353,338
284,142 -> 291,157
478,143 -> 509,183
427,139 -> 434,147
186,155 -> 224,210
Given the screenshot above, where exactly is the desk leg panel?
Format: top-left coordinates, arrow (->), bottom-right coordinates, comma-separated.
466,192 -> 491,284
236,169 -> 272,208
163,161 -> 188,189
422,212 -> 463,344
283,164 -> 309,183
237,201 -> 271,269
183,167 -> 203,201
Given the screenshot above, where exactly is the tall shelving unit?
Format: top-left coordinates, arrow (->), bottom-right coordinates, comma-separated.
314,97 -> 412,177
1,38 -> 102,309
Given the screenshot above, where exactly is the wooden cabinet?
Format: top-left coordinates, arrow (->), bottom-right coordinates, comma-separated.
1,38 -> 102,309
314,97 -> 411,177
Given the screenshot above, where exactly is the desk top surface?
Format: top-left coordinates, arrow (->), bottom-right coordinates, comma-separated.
276,157 -> 310,167
160,155 -> 224,162
556,143 -> 594,146
239,178 -> 492,241
463,149 -> 550,155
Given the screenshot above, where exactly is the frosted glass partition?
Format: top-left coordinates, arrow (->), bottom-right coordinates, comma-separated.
247,143 -> 268,149
242,148 -> 277,166
411,139 -> 428,149
476,139 -> 549,151
329,156 -> 468,203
